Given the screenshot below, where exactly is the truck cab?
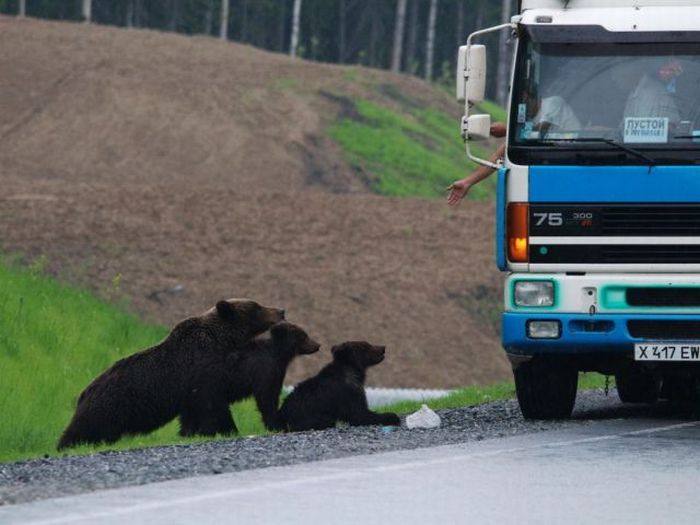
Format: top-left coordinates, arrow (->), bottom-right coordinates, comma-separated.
458,0 -> 700,418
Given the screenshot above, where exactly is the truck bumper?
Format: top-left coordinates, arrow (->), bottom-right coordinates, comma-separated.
502,312 -> 700,356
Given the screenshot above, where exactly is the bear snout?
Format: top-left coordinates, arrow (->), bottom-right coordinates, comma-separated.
302,339 -> 321,355
370,345 -> 386,365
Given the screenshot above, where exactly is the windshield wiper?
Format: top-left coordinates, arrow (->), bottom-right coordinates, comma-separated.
541,137 -> 657,166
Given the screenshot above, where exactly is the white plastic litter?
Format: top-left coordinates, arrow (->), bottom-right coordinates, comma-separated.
405,404 -> 441,429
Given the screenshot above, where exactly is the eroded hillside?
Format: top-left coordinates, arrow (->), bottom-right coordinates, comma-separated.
0,16 -> 509,387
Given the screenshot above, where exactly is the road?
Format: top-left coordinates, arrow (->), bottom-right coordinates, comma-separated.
2,416 -> 699,524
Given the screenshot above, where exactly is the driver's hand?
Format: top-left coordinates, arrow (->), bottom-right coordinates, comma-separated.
490,123 -> 507,138
446,179 -> 472,206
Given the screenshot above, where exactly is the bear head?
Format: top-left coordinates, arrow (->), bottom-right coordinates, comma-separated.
215,298 -> 285,339
270,322 -> 321,355
331,341 -> 386,369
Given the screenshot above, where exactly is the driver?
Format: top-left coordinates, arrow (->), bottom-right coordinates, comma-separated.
623,59 -> 683,124
533,95 -> 581,135
519,91 -> 581,139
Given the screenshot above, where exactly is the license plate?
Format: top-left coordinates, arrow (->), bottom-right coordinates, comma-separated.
635,343 -> 700,361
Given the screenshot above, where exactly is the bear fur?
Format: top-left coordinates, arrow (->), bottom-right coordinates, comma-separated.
57,299 -> 285,450
278,341 -> 401,432
179,321 -> 321,436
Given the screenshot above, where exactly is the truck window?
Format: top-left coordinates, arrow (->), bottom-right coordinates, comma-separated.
509,27 -> 700,165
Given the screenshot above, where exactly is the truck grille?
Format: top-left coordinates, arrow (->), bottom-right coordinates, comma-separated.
627,320 -> 700,340
529,244 -> 700,264
528,204 -> 700,264
601,206 -> 700,236
626,288 -> 700,307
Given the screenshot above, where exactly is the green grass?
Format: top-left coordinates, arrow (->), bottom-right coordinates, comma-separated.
379,382 -> 515,415
328,98 -> 501,199
53,397 -> 269,462
0,257 -> 269,463
377,373 -> 609,415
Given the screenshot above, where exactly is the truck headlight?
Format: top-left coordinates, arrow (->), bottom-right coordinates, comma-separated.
514,281 -> 555,307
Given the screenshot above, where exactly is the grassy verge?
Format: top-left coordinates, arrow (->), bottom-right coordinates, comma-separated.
377,373 -> 609,415
0,257 -> 268,463
328,98 -> 503,199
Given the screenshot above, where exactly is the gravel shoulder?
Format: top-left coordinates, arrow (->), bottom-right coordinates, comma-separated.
3,389 -> 697,507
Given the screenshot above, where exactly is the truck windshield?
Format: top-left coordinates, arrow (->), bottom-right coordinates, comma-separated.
509,27 -> 700,165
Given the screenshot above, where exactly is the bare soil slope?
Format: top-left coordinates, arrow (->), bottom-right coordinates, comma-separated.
0,17 -> 509,387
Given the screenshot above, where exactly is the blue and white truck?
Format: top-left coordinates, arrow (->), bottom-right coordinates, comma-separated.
458,0 -> 700,418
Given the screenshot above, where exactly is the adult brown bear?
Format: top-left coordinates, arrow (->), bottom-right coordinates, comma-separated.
57,299 -> 284,450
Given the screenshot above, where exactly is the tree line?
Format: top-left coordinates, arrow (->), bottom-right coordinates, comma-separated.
2,0 -> 516,102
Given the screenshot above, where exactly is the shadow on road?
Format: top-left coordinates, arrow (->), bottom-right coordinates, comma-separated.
572,392 -> 700,422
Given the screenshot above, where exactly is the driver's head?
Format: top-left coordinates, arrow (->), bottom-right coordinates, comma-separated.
658,59 -> 683,82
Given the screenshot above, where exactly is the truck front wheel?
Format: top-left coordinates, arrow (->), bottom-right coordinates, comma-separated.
514,359 -> 578,419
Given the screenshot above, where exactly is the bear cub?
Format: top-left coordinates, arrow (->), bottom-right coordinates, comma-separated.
179,321 -> 321,436
278,341 -> 401,432
57,299 -> 285,450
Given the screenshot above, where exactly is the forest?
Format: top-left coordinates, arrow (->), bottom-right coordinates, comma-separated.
2,0 -> 518,102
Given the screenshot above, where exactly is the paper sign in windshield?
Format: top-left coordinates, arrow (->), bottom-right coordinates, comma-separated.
624,117 -> 668,143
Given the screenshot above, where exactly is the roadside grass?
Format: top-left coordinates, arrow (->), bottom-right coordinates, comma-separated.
0,257 -> 609,463
376,373 -> 609,416
51,398 -> 269,463
0,257 -> 269,463
327,98 -> 502,199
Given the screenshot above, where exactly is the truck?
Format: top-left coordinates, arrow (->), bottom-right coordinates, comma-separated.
457,0 -> 700,418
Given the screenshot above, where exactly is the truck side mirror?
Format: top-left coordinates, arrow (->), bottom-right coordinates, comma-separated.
465,114 -> 491,141
456,45 -> 486,104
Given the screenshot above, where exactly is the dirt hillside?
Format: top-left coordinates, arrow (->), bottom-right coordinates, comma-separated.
0,16 -> 509,388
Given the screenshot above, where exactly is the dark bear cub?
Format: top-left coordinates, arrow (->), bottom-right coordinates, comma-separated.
278,341 -> 401,432
57,299 -> 285,450
179,321 -> 321,436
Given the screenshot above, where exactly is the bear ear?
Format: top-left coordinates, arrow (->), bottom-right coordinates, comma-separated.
216,301 -> 236,320
331,344 -> 352,363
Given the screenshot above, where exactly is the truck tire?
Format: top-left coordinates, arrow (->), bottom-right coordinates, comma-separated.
615,370 -> 660,403
514,360 -> 578,420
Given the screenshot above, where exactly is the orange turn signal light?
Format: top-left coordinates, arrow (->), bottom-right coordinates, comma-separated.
507,203 -> 529,262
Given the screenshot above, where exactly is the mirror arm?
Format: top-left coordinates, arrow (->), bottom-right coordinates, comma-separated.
466,141 -> 501,170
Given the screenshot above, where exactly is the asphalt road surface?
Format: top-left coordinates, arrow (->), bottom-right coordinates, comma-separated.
2,415 -> 699,524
